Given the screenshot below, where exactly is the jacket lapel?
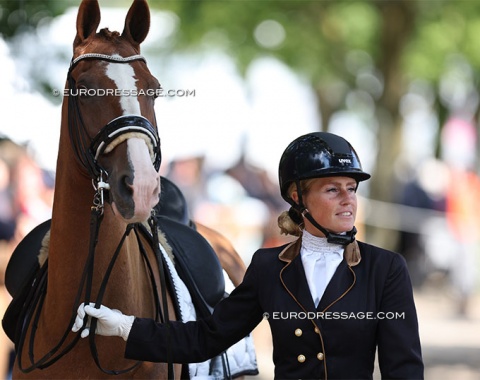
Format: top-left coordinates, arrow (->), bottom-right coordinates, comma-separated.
278,238 -> 360,313
317,259 -> 356,311
278,239 -> 316,312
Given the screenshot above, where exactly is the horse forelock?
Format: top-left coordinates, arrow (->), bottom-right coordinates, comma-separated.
98,28 -> 120,40
74,28 -> 139,59
89,28 -> 141,56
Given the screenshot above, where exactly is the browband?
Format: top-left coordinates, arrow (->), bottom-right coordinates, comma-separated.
70,53 -> 146,70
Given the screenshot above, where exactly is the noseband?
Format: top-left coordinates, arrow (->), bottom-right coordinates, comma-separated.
67,53 -> 162,182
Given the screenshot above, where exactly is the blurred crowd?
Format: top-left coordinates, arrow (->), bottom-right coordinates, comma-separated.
0,137 -> 55,379
394,157 -> 480,315
1,131 -> 479,379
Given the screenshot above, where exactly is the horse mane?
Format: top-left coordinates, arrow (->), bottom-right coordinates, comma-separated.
38,230 -> 50,267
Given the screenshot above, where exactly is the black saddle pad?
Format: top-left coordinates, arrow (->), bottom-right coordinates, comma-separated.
5,219 -> 51,298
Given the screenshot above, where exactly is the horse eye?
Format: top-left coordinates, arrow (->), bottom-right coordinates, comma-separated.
76,85 -> 91,97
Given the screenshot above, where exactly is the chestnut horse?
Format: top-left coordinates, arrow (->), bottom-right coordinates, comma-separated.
12,0 -> 181,378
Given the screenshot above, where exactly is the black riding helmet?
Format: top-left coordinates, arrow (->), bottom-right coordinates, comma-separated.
278,132 -> 370,244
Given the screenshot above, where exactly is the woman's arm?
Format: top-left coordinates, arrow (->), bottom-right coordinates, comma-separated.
73,253 -> 264,364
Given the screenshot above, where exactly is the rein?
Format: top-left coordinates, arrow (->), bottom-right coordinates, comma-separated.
16,191 -> 170,375
16,53 -> 174,378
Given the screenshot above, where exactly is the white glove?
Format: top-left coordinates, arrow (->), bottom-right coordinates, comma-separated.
71,303 -> 135,341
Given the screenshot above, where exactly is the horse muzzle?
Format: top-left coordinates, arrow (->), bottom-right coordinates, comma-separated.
90,115 -> 162,223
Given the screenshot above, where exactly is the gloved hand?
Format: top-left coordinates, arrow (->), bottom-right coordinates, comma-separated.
71,303 -> 135,341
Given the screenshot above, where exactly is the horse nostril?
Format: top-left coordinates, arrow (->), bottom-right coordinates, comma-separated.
153,180 -> 160,198
120,175 -> 134,197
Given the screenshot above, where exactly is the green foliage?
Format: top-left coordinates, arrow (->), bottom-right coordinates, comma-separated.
153,0 -> 480,95
4,0 -> 480,122
0,0 -> 75,38
154,0 -> 380,83
403,1 -> 480,81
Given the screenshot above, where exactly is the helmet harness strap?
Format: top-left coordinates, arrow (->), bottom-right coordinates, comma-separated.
293,179 -> 357,246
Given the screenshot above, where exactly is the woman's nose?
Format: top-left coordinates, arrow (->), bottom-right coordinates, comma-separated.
340,188 -> 355,202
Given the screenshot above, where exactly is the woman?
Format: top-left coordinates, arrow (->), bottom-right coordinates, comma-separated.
73,132 -> 424,379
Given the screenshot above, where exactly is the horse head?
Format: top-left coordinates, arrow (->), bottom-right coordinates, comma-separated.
67,0 -> 161,223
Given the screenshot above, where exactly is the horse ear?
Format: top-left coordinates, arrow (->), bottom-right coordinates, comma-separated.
122,0 -> 150,46
74,0 -> 101,47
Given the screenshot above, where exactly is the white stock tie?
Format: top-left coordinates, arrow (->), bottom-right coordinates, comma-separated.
313,253 -> 327,307
301,230 -> 344,308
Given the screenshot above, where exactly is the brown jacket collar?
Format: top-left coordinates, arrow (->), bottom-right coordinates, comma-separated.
278,235 -> 361,267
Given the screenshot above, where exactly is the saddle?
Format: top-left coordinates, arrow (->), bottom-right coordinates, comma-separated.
2,220 -> 50,342
155,176 -> 225,315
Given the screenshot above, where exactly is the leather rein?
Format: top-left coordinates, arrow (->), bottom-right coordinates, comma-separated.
16,53 -> 174,378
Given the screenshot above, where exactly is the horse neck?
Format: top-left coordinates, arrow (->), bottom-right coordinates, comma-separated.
46,105 -> 156,317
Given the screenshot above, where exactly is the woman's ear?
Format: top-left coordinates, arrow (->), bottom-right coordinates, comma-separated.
291,190 -> 299,204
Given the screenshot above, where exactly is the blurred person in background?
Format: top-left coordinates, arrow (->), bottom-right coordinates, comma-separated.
72,132 -> 423,379
441,117 -> 480,317
9,154 -> 54,240
444,167 -> 480,316
0,156 -> 15,380
395,158 -> 448,288
0,138 -> 54,379
0,158 -> 15,242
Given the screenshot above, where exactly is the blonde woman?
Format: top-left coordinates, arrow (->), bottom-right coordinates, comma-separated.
74,132 -> 423,379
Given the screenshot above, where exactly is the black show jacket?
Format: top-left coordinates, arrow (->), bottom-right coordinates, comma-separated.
125,238 -> 424,380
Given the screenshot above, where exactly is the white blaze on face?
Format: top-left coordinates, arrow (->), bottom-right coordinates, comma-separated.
105,58 -> 141,114
105,57 -> 160,221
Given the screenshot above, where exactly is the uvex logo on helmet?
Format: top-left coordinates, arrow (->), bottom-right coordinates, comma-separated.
338,158 -> 352,165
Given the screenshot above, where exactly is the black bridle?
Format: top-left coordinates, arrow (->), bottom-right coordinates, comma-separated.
16,53 -> 174,378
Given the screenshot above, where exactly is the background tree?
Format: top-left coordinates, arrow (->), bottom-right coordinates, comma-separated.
0,0 -> 75,37
151,0 -> 480,247
3,0 -> 480,247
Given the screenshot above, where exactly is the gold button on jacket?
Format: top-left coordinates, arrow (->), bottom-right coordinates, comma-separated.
317,352 -> 324,361
297,354 -> 306,363
294,328 -> 302,337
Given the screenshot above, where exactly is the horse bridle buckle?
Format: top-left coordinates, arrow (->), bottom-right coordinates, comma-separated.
92,170 -> 110,212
